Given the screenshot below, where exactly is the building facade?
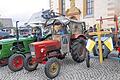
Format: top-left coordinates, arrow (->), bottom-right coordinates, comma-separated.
0,18 -> 14,34
0,18 -> 13,27
49,0 -> 120,29
50,0 -> 66,15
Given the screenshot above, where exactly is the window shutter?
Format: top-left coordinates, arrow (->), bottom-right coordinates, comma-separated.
83,0 -> 87,17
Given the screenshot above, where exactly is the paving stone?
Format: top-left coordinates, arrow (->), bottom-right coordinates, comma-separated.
0,55 -> 120,80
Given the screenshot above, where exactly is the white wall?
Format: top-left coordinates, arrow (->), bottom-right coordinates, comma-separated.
65,0 -> 70,11
75,0 -> 114,29
50,0 -> 59,13
94,0 -> 108,28
115,0 -> 120,16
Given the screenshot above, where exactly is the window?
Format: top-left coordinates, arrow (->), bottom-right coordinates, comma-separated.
83,0 -> 94,17
61,0 -> 66,15
86,0 -> 94,15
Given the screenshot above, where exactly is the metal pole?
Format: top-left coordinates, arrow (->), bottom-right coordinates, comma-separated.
96,17 -> 115,21
16,21 -> 19,41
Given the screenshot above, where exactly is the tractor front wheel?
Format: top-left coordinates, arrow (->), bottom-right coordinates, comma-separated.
8,54 -> 24,72
24,56 -> 38,71
71,38 -> 86,63
45,58 -> 61,79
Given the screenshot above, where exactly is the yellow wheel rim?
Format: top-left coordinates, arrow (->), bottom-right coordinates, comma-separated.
49,62 -> 59,75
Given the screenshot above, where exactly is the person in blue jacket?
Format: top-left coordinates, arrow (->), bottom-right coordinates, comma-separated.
58,26 -> 68,35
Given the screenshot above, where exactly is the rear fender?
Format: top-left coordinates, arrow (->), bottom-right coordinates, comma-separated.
71,34 -> 87,46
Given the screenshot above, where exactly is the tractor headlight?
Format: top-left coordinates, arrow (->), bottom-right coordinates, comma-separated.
41,48 -> 45,53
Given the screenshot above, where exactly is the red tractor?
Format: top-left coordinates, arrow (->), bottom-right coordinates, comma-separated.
24,16 -> 87,79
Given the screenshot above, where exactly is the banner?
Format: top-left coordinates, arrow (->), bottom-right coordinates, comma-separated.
86,39 -> 96,52
104,37 -> 113,51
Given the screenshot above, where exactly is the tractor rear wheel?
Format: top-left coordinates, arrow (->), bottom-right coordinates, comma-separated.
71,38 -> 86,63
8,54 -> 24,72
45,58 -> 60,79
24,56 -> 38,71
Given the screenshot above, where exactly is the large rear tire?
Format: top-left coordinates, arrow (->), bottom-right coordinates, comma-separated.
71,38 -> 86,63
8,54 -> 24,72
45,58 -> 60,79
24,56 -> 38,71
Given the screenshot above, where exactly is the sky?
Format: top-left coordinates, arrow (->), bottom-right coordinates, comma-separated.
0,0 -> 49,26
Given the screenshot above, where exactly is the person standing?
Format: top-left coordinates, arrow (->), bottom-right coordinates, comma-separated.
93,24 -> 97,32
89,26 -> 93,32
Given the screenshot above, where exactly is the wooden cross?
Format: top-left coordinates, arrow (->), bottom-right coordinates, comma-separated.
89,24 -> 111,64
96,15 -> 119,47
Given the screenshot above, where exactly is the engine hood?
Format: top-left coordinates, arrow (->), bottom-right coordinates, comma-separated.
31,40 -> 61,49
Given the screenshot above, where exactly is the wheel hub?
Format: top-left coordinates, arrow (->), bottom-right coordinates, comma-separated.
13,56 -> 23,68
50,62 -> 59,75
29,58 -> 36,65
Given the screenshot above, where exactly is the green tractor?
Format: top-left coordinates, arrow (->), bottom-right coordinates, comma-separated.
0,10 -> 57,72
0,36 -> 36,71
8,37 -> 37,72
0,23 -> 51,72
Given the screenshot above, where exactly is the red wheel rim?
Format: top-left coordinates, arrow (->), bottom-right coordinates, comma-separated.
12,56 -> 23,69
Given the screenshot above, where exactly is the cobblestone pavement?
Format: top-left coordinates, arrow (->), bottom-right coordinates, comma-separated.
1,54 -> 120,80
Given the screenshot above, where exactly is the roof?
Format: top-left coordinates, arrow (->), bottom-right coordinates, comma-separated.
27,10 -> 59,27
46,16 -> 70,26
27,11 -> 46,25
0,18 -> 13,27
46,16 -> 84,26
